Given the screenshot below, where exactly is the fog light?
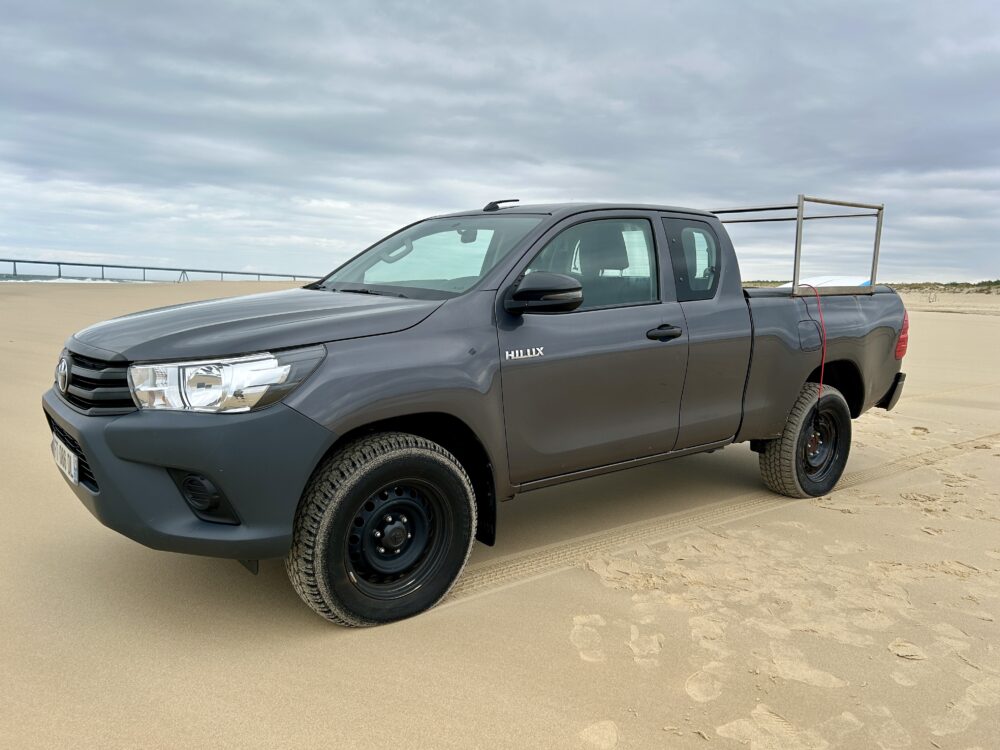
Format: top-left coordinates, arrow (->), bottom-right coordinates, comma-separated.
181,474 -> 221,511
169,469 -> 240,525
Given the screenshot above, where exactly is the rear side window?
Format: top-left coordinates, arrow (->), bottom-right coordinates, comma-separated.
662,218 -> 721,302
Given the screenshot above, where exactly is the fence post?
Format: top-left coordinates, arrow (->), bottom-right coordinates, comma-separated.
101,266 -> 105,280
57,263 -> 62,278
11,261 -> 16,277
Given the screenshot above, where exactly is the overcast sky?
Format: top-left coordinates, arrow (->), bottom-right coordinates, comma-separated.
2,0 -> 998,281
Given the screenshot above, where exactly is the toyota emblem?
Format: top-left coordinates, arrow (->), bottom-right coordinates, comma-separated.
56,357 -> 70,394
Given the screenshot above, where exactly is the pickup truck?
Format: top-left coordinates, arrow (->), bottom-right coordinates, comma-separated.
42,199 -> 908,625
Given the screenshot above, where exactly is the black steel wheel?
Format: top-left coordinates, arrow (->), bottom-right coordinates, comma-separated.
344,481 -> 449,599
759,383 -> 852,498
286,432 -> 476,626
800,410 -> 840,483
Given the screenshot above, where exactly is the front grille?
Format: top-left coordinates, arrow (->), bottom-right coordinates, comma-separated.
60,353 -> 136,415
48,417 -> 99,492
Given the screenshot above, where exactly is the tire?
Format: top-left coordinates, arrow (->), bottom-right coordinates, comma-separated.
285,432 -> 477,626
759,383 -> 852,498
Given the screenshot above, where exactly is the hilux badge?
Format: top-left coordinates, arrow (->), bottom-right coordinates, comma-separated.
56,357 -> 70,393
505,347 -> 544,361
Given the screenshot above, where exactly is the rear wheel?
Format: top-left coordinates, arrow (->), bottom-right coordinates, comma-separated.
286,432 -> 476,626
759,383 -> 852,498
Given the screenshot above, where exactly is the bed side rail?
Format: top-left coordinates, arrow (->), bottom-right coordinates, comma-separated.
712,195 -> 884,296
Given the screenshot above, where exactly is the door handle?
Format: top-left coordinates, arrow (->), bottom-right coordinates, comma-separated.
646,324 -> 684,341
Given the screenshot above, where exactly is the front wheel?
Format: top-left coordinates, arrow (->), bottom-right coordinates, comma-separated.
286,432 -> 477,626
759,383 -> 852,498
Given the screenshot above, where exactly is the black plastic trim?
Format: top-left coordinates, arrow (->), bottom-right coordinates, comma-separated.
876,372 -> 906,411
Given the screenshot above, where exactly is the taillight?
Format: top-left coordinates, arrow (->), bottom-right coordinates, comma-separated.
895,310 -> 909,359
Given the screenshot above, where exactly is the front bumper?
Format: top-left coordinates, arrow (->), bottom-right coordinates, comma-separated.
42,389 -> 334,559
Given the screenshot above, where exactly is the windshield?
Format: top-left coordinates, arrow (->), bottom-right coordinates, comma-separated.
318,215 -> 542,298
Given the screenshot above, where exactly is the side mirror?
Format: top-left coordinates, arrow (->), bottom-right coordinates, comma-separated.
504,272 -> 583,315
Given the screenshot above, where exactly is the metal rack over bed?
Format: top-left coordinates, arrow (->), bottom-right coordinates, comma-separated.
712,194 -> 884,296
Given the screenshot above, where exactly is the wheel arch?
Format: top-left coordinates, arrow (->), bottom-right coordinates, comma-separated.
314,412 -> 497,546
807,359 -> 864,417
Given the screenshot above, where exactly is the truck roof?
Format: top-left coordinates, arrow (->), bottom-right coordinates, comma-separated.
435,202 -> 716,219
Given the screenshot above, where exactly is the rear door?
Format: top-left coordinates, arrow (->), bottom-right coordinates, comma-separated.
497,213 -> 689,484
661,215 -> 752,449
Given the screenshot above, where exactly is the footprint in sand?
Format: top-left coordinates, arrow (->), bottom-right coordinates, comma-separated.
627,624 -> 664,669
570,615 -> 607,662
941,469 -> 973,488
716,704 -> 828,748
768,643 -> 847,688
888,637 -> 928,660
911,426 -> 930,436
685,662 -> 726,702
890,670 -> 918,687
578,720 -> 619,749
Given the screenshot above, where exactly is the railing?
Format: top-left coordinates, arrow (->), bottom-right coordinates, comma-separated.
712,195 -> 884,296
0,258 -> 320,283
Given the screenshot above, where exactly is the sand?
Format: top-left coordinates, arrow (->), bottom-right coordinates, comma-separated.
1,281 -> 999,749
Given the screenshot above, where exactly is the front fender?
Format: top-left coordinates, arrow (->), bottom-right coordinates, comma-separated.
284,292 -> 511,500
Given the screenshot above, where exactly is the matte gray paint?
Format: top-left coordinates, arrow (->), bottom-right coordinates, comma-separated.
499,303 -> 688,483
42,390 -> 334,558
41,202 -> 907,560
663,215 -> 753,449
71,288 -> 442,362
285,290 -> 514,502
495,209 -> 688,484
737,287 -> 904,441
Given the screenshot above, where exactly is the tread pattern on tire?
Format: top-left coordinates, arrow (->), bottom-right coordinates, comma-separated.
285,431 -> 477,626
759,383 -> 844,499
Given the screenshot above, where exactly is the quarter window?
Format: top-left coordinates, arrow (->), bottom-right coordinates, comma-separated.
662,219 -> 721,302
525,219 -> 658,310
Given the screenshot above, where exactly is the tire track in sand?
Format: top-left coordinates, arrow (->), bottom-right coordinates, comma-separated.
444,430 -> 1000,604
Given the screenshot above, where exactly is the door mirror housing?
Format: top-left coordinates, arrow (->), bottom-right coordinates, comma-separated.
504,272 -> 583,315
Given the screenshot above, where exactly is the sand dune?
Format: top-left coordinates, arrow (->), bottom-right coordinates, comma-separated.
2,282 -> 999,748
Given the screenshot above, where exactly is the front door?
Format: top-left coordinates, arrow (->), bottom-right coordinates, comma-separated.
498,215 -> 689,485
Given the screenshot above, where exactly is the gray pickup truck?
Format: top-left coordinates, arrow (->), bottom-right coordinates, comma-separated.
42,197 -> 908,625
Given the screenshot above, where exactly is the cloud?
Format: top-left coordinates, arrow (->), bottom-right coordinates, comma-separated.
1,0 -> 998,280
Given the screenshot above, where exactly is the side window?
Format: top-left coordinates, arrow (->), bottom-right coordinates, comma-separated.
525,219 -> 658,311
662,218 -> 721,302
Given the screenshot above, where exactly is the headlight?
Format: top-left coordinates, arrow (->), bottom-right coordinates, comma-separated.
128,345 -> 325,413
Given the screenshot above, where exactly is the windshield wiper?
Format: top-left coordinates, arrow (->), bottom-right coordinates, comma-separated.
333,286 -> 408,298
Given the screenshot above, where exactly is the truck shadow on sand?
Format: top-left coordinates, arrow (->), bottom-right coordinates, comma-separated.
57,448 -> 763,633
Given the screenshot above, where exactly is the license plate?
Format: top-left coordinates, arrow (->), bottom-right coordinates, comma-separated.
51,433 -> 79,485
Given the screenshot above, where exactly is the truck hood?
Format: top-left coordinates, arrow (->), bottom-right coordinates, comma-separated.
70,288 -> 443,362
